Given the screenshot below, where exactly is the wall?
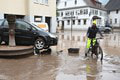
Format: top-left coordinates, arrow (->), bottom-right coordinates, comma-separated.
0,0 -> 26,15
57,7 -> 107,30
109,10 -> 120,27
0,0 -> 57,33
28,0 -> 57,33
57,0 -> 87,9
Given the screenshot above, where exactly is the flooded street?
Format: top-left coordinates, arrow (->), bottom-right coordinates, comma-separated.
0,31 -> 120,80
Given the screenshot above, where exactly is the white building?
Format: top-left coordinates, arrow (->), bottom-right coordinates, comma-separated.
57,0 -> 107,30
105,0 -> 120,28
0,0 -> 57,33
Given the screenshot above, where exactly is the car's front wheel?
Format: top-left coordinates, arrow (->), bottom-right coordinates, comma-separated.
34,37 -> 45,50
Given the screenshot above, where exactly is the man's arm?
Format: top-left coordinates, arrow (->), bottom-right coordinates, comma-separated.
87,27 -> 90,37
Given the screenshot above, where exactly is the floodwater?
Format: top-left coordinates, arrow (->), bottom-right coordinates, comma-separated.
0,31 -> 120,80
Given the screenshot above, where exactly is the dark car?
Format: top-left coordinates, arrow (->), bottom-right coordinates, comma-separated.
0,19 -> 58,50
104,24 -> 112,33
98,25 -> 112,33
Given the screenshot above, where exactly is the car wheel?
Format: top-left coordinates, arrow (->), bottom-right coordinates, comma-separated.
104,29 -> 110,33
34,37 -> 45,50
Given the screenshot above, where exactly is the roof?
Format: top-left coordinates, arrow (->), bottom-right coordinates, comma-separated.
57,0 -> 106,11
84,0 -> 106,10
105,0 -> 120,11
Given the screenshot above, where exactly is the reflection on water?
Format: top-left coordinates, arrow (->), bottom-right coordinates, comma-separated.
55,31 -> 120,80
104,33 -> 120,47
56,31 -> 87,53
56,51 -> 120,80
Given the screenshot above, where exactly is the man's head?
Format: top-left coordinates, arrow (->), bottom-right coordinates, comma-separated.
92,20 -> 97,28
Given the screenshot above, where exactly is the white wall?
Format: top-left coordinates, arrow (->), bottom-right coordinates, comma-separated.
57,7 -> 107,30
109,10 -> 120,27
57,0 -> 87,9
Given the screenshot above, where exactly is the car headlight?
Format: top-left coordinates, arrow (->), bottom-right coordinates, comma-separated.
48,33 -> 57,38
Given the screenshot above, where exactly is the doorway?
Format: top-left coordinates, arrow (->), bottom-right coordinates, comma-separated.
45,17 -> 51,32
62,21 -> 64,30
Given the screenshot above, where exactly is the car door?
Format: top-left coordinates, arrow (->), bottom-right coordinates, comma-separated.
15,21 -> 35,45
2,20 -> 9,43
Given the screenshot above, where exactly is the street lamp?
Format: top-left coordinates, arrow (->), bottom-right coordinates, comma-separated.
67,14 -> 80,53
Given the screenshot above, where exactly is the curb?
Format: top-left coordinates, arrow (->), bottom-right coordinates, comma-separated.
0,46 -> 34,56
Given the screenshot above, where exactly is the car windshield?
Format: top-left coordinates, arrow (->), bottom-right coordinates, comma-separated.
31,23 -> 45,31
0,19 -> 4,26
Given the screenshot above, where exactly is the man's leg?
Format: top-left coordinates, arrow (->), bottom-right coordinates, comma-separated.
85,38 -> 91,57
92,38 -> 97,54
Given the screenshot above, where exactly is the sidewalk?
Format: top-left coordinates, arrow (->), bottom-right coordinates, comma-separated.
0,45 -> 33,56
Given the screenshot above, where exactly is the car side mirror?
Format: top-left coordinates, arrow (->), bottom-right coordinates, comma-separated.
27,27 -> 32,31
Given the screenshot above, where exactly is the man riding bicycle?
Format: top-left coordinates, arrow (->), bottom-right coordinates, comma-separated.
85,20 -> 103,57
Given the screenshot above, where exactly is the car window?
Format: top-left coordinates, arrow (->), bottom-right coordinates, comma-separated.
16,21 -> 31,30
31,26 -> 37,31
3,20 -> 9,28
0,20 -> 4,26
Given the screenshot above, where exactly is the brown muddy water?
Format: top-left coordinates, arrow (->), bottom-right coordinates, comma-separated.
0,31 -> 120,80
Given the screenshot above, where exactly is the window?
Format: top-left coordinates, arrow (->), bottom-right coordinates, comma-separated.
80,9 -> 83,15
0,20 -> 3,26
61,12 -> 63,16
65,2 -> 67,6
31,26 -> 37,31
107,11 -> 110,15
86,9 -> 88,14
115,18 -> 117,24
72,20 -> 75,25
67,20 -> 70,25
83,19 -> 87,25
75,0 -> 77,5
110,19 -> 112,24
39,0 -> 48,4
57,12 -> 60,17
34,16 -> 42,22
78,19 -> 81,25
116,10 -> 119,14
71,11 -> 74,16
95,10 -> 98,15
83,9 -> 86,14
100,11 -> 102,16
45,0 -> 48,4
2,20 -> 9,28
83,9 -> 88,15
16,21 -> 31,31
34,0 -> 39,4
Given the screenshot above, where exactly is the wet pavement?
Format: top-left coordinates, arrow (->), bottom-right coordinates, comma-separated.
0,30 -> 120,80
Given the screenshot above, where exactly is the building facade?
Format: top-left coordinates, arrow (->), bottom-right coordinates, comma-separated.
0,0 -> 57,33
57,0 -> 107,30
105,0 -> 120,28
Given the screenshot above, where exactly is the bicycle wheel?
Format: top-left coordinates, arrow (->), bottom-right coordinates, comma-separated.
97,46 -> 103,60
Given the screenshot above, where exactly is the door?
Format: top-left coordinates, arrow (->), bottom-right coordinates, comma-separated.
62,21 -> 64,30
45,17 -> 51,32
15,21 -> 34,45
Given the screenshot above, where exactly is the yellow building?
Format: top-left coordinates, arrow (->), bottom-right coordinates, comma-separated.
0,0 -> 57,33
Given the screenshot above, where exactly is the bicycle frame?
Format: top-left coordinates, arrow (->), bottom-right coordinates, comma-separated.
86,37 -> 103,60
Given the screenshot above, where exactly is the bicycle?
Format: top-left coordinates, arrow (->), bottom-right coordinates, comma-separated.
85,37 -> 103,60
